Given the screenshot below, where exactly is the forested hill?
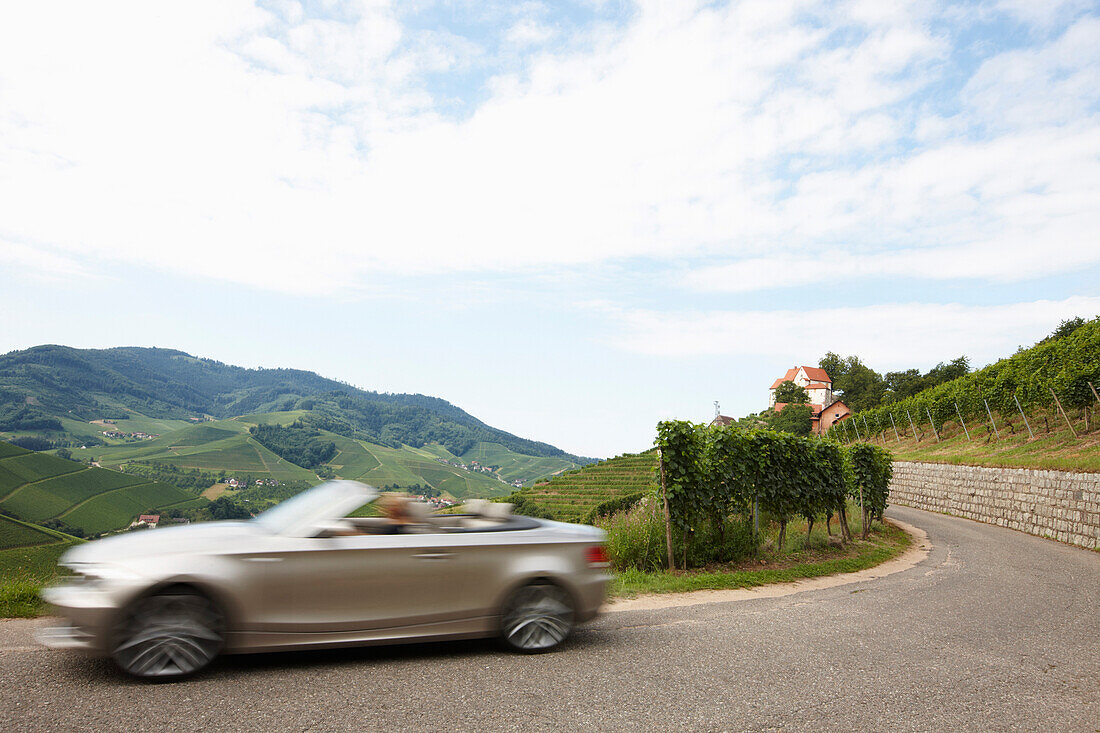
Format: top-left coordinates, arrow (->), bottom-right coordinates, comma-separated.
0,345 -> 589,461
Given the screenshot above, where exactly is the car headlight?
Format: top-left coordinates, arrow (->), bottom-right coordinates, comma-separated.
63,563 -> 142,585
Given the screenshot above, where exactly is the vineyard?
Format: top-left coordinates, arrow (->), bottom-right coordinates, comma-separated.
0,515 -> 56,549
826,317 -> 1100,470
509,451 -> 659,522
0,442 -> 204,536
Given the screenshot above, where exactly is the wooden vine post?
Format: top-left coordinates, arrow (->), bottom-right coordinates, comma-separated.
983,398 -> 1000,439
954,402 -> 971,441
1089,381 -> 1100,405
657,448 -> 675,570
925,407 -> 940,442
1049,388 -> 1078,439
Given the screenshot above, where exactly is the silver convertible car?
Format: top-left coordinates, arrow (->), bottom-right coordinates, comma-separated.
39,481 -> 610,679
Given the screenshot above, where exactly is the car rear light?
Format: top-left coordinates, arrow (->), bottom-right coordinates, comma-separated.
585,545 -> 610,568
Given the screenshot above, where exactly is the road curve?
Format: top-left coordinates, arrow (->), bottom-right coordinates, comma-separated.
1,506 -> 1097,732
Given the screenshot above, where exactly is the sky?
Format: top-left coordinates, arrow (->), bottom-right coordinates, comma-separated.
1,0 -> 1098,459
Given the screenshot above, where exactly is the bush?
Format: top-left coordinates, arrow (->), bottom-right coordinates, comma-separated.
596,499 -> 668,572
847,443 -> 893,538
686,516 -> 758,567
596,499 -> 759,572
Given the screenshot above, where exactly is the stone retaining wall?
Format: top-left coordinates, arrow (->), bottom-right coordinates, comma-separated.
890,461 -> 1099,550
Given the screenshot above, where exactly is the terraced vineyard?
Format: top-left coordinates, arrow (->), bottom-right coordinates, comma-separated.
515,450 -> 659,522
0,515 -> 56,549
75,418 -> 320,484
0,442 -> 204,536
457,442 -> 587,485
328,437 -> 513,500
77,414 -> 534,501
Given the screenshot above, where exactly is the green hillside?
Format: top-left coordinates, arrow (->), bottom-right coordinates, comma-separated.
73,414 -> 521,500
457,442 -> 583,485
327,436 -> 513,499
828,316 -> 1100,471
0,515 -> 56,549
0,345 -> 593,475
508,451 -> 659,522
0,442 -> 203,536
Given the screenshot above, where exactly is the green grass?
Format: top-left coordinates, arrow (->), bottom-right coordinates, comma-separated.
0,539 -> 82,617
856,407 -> 1100,472
610,521 -> 910,598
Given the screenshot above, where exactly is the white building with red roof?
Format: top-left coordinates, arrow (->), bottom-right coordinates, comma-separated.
768,365 -> 850,435
768,366 -> 833,408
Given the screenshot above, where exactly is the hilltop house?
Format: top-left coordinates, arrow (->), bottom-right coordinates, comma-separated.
769,366 -> 833,408
769,365 -> 849,435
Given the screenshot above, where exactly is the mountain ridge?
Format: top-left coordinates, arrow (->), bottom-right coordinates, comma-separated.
0,345 -> 592,464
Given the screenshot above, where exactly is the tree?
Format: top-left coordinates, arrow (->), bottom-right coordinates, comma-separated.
819,353 -> 885,411
883,368 -> 923,402
925,356 -> 969,386
773,380 -> 809,404
208,496 -> 251,520
1039,316 -> 1086,344
768,404 -> 812,436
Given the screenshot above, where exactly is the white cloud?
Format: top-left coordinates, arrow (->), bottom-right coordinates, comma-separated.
996,0 -> 1093,29
0,241 -> 87,282
0,1 -> 1096,295
598,296 -> 1100,368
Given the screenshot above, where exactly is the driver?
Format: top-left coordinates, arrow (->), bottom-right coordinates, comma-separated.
378,494 -> 413,534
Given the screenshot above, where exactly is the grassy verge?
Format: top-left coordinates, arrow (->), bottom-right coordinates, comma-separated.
857,407 -> 1100,473
0,540 -> 81,618
610,519 -> 911,598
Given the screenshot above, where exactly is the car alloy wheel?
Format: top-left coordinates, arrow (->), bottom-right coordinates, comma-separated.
500,582 -> 574,652
111,588 -> 225,679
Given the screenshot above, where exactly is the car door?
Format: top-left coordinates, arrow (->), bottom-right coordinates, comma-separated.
256,532 -> 498,633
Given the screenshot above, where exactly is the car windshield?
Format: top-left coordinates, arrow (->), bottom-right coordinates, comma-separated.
253,481 -> 375,536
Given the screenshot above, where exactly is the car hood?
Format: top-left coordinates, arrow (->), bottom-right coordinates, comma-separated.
61,521 -> 262,566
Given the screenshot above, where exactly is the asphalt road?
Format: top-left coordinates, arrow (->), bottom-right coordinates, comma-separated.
1,506 -> 1097,732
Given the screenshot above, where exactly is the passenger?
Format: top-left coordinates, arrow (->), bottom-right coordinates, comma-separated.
378,494 -> 412,534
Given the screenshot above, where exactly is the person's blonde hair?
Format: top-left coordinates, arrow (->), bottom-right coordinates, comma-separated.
379,494 -> 410,523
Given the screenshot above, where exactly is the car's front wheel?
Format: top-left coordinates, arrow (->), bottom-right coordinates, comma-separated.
111,587 -> 225,679
500,581 -> 575,653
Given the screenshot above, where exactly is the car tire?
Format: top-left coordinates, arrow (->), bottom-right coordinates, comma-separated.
499,581 -> 575,653
111,587 -> 225,679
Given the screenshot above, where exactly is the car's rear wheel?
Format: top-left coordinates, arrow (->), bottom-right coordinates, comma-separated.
111,587 -> 225,679
500,581 -> 574,653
